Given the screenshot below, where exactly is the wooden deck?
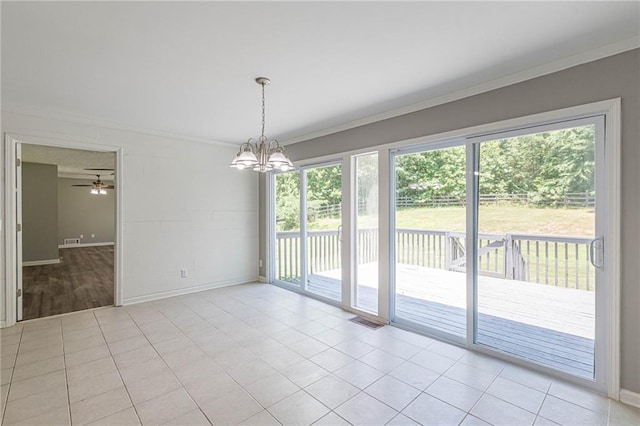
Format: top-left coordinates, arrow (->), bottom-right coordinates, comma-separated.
307,263 -> 595,378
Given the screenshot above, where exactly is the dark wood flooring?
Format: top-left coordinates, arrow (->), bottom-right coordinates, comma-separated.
22,246 -> 114,320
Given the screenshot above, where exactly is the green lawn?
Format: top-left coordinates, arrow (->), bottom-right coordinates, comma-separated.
308,205 -> 594,237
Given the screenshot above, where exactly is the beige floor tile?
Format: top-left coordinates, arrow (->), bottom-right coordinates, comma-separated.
386,413 -> 421,426
70,386 -> 132,425
305,375 -> 360,409
359,349 -> 405,373
15,344 -> 63,366
199,389 -> 263,425
609,400 -> 640,426
461,414 -> 493,426
88,407 -> 141,426
365,375 -> 421,411
487,376 -> 546,413
310,348 -> 354,372
171,358 -> 223,385
118,357 -> 171,385
64,333 -> 106,354
237,410 -> 280,426
135,388 -> 198,425
548,381 -> 609,414
245,372 -> 300,408
402,393 -> 466,426
8,369 -> 66,401
334,339 -> 376,359
538,395 -> 607,426
67,356 -> 117,384
113,345 -> 159,370
289,338 -> 330,358
409,349 -> 457,374
313,412 -> 351,426
11,355 -> 64,382
1,368 -> 13,385
64,344 -> 111,368
162,409 -> 211,426
3,387 -> 68,424
125,370 -> 182,405
17,336 -> 62,353
282,359 -> 330,388
107,335 -> 151,355
334,360 -> 384,389
444,361 -> 497,391
268,390 -> 329,426
470,394 -> 537,426
499,365 -> 553,393
426,376 -> 483,412
13,406 -> 70,426
69,369 -> 124,403
335,391 -> 398,426
183,372 -> 243,405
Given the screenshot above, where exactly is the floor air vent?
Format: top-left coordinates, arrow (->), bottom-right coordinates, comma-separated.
64,238 -> 81,245
349,316 -> 383,329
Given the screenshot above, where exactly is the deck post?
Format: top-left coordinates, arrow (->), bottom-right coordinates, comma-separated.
445,232 -> 451,270
505,234 -> 514,279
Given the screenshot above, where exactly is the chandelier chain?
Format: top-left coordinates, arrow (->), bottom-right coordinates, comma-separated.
261,82 -> 266,139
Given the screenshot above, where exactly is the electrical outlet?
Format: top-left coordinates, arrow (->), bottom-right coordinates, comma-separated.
259,259 -> 263,268
79,234 -> 84,239
180,269 -> 188,278
91,234 -> 95,238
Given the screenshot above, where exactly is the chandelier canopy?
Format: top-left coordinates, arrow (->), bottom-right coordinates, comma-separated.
230,77 -> 294,173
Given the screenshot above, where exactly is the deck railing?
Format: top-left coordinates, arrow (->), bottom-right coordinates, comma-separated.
276,228 -> 595,290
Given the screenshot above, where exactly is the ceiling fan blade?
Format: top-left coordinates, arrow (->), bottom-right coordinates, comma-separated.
105,185 -> 115,189
71,184 -> 93,187
84,168 -> 114,171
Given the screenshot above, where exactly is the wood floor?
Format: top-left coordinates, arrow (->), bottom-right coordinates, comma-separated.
22,245 -> 114,320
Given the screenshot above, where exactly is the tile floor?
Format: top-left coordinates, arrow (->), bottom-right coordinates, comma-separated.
0,283 -> 638,426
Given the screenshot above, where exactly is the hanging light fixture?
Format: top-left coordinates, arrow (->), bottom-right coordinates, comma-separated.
230,77 -> 294,173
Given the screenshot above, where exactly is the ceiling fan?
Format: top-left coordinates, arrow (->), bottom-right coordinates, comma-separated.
72,173 -> 114,195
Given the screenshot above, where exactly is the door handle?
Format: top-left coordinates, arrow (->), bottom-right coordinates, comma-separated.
589,237 -> 604,269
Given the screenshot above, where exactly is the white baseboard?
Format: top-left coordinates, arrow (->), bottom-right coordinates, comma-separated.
620,389 -> 640,408
258,275 -> 268,283
0,321 -> 7,329
23,258 -> 60,266
121,278 -> 257,306
58,242 -> 115,248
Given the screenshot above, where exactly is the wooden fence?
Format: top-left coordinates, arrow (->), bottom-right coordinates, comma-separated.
275,228 -> 595,291
311,192 -> 595,218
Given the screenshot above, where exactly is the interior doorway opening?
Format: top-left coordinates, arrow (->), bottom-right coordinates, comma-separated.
16,142 -> 117,321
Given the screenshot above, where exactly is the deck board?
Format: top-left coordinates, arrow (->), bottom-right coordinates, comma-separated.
305,262 -> 595,378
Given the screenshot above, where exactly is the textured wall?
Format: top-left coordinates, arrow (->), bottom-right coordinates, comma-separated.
22,162 -> 59,262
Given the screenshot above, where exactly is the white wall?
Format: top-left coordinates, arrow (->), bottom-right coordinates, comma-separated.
1,111 -> 258,324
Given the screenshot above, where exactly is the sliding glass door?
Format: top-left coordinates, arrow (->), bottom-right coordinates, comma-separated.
271,108 -> 610,390
471,119 -> 604,381
392,143 -> 467,339
273,163 -> 343,303
305,164 -> 343,302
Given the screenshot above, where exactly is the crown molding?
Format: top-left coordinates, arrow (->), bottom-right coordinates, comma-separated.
282,36 -> 640,145
1,106 -> 236,148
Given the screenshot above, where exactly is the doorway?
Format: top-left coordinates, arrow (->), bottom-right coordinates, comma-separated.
4,135 -> 121,324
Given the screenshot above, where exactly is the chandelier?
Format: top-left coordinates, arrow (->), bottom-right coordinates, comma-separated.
230,77 -> 294,172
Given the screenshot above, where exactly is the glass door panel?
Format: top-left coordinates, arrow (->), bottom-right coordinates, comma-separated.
474,123 -> 598,379
274,171 -> 301,286
354,153 -> 378,314
305,164 -> 342,302
393,145 -> 467,337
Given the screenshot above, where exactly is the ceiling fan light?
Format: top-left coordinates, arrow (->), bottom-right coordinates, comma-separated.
90,188 -> 99,195
99,189 -> 107,195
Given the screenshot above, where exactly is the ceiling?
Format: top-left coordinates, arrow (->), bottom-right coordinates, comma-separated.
22,144 -> 115,181
2,2 -> 639,146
